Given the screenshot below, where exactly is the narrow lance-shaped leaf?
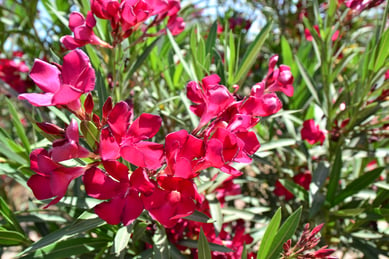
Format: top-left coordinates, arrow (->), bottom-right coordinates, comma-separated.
333,167 -> 384,206
6,98 -> 31,154
234,21 -> 272,85
295,56 -> 321,105
167,30 -> 197,81
326,147 -> 342,206
267,207 -> 302,259
198,227 -> 212,259
257,207 -> 282,259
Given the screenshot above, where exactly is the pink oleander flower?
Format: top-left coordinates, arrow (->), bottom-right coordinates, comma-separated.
18,49 -> 95,111
27,148 -> 84,208
301,119 -> 326,145
345,0 -> 385,12
240,55 -> 294,117
90,0 -> 185,43
142,176 -> 199,228
240,83 -> 283,117
167,15 -> 185,35
274,172 -> 312,201
305,25 -> 340,42
84,163 -> 155,225
164,129 -> 204,178
281,223 -> 337,259
99,100 -> 165,170
61,11 -> 112,50
50,119 -> 90,162
186,74 -> 235,128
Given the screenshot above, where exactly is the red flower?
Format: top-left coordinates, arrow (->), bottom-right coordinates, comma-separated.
274,172 -> 312,201
98,101 -> 165,170
164,129 -> 204,178
187,74 -> 235,128
301,119 -> 326,145
83,163 -> 155,226
18,50 -> 95,110
27,148 -> 84,208
61,11 -> 112,50
50,119 -> 90,162
142,176 -> 199,228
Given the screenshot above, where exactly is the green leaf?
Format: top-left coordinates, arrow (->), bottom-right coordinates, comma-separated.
183,210 -> 212,223
152,223 -> 170,258
205,21 -> 217,60
0,197 -> 25,234
180,239 -> 234,253
21,217 -> 105,255
256,208 -> 281,259
167,30 -> 197,81
0,230 -> 29,246
6,98 -> 30,154
333,167 -> 384,205
47,106 -> 70,124
126,37 -> 160,81
198,228 -> 212,259
374,28 -> 389,71
332,208 -> 366,217
295,56 -> 320,104
256,139 -> 296,152
326,147 -> 343,206
95,69 -> 108,115
227,32 -> 236,85
29,238 -> 107,258
281,36 -> 297,77
208,196 -> 223,233
267,207 -> 302,259
113,225 -> 132,256
234,21 -> 272,85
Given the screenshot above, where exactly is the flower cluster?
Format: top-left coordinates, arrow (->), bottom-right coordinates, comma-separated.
281,223 -> 337,259
61,0 -> 185,49
19,49 -> 294,228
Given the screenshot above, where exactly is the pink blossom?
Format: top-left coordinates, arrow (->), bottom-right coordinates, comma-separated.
164,129 -> 204,178
61,11 -> 112,50
240,84 -> 283,117
50,119 -> 90,162
142,176 -> 199,228
187,74 -> 235,128
99,101 -> 165,170
27,148 -> 84,208
167,15 -> 185,35
84,163 -> 154,226
301,119 -> 326,145
18,50 -> 95,110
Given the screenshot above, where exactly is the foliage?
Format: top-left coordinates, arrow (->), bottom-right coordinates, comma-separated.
0,0 -> 388,258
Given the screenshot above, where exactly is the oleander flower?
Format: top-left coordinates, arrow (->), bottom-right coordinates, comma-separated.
27,148 -> 84,208
18,49 -> 95,110
301,119 -> 326,145
61,11 -> 112,50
